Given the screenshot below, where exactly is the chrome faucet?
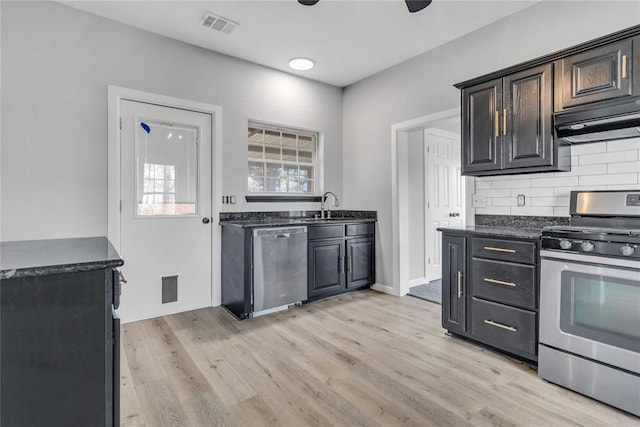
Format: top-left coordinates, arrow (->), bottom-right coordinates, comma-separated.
321,191 -> 340,219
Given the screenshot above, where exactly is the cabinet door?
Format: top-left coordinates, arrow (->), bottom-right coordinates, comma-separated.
503,64 -> 554,169
556,39 -> 633,110
441,234 -> 466,334
461,79 -> 502,174
308,239 -> 345,298
346,237 -> 375,289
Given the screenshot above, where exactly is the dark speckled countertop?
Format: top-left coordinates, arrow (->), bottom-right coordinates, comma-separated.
0,236 -> 124,280
436,225 -> 542,240
221,217 -> 376,229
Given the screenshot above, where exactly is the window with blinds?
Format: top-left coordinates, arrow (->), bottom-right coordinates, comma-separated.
247,122 -> 317,193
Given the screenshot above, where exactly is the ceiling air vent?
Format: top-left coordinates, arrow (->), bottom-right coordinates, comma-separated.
201,13 -> 239,35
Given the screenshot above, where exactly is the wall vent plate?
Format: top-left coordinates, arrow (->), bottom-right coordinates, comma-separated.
162,275 -> 178,303
200,13 -> 239,35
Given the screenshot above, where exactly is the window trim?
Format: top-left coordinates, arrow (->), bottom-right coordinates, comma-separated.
247,120 -> 323,197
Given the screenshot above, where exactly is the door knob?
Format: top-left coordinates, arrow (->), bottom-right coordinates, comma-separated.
202,217 -> 211,224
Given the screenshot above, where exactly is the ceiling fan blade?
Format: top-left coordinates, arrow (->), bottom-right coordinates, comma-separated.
405,0 -> 432,13
298,0 -> 320,5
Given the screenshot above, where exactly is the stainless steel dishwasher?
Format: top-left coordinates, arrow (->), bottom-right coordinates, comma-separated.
252,226 -> 308,315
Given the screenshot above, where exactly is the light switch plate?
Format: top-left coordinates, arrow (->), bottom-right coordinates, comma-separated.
473,194 -> 487,208
517,194 -> 526,206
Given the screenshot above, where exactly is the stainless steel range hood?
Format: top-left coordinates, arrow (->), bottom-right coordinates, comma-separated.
554,96 -> 640,144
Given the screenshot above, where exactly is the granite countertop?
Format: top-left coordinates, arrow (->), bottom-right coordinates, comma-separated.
436,225 -> 542,240
0,236 -> 124,280
221,217 -> 376,228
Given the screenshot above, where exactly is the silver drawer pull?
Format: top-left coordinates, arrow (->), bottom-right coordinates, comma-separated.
483,246 -> 516,253
483,278 -> 517,287
484,319 -> 517,332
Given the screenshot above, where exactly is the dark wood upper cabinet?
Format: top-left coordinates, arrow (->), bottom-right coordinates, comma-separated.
457,25 -> 640,177
504,64 -> 554,169
462,64 -> 562,176
555,39 -> 633,111
462,80 -> 502,174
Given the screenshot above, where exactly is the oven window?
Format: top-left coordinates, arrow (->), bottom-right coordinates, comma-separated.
560,271 -> 640,353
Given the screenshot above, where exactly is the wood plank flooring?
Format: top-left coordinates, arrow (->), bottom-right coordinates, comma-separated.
120,290 -> 639,426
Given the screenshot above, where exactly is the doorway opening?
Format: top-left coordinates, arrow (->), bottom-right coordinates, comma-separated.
391,108 -> 474,297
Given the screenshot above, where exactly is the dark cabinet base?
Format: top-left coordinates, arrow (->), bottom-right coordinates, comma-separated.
1,269 -> 118,426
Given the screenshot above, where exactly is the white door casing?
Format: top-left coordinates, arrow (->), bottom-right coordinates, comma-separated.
424,128 -> 465,283
107,86 -> 223,323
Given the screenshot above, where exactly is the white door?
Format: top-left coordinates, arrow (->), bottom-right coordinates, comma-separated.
425,128 -> 465,282
120,100 -> 213,323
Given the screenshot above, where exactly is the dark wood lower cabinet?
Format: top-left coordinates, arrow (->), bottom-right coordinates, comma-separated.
442,234 -> 466,334
309,238 -> 346,298
307,224 -> 375,301
440,230 -> 539,362
0,237 -> 123,427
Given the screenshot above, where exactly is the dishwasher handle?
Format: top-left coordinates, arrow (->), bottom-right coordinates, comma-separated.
253,226 -> 307,237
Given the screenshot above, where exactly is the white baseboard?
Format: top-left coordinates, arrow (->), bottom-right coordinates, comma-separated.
370,283 -> 398,296
409,277 -> 427,288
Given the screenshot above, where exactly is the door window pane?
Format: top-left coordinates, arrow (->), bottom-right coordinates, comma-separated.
135,120 -> 199,216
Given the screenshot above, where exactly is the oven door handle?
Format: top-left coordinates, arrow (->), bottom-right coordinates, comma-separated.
540,249 -> 640,269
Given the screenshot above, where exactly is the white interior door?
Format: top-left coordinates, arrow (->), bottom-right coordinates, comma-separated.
120,100 -> 213,323
425,128 -> 465,282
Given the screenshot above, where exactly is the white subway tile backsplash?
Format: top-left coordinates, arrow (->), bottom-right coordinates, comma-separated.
475,180 -> 492,190
530,196 -> 569,207
510,187 -> 554,197
606,138 -> 640,152
570,142 -> 606,155
475,206 -> 511,215
492,179 -> 531,189
607,161 -> 640,174
510,206 -> 554,216
473,138 -> 640,218
556,163 -> 607,177
579,173 -> 638,186
531,176 -> 579,187
580,150 -> 638,165
553,206 -> 570,216
607,184 -> 640,190
476,188 -> 511,198
491,197 -> 517,207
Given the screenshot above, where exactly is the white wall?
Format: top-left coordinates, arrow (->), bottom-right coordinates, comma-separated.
476,138 -> 640,217
407,129 -> 425,282
0,1 -> 343,241
342,1 -> 640,288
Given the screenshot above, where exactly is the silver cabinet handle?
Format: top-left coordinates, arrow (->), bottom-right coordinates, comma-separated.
484,319 -> 517,332
457,271 -> 462,298
483,278 -> 517,287
483,246 -> 516,253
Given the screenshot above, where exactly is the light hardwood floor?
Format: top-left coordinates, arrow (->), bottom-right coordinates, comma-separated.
121,290 -> 639,426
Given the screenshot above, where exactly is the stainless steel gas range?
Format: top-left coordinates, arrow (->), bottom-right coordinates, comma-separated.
539,190 -> 640,416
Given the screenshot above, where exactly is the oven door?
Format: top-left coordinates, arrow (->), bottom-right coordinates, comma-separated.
540,250 -> 640,374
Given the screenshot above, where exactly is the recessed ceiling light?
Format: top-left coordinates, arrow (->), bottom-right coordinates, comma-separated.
289,58 -> 314,71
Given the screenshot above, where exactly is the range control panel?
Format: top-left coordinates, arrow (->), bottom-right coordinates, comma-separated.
626,193 -> 640,206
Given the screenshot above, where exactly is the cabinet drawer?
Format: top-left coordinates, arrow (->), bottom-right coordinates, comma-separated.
471,237 -> 536,265
346,222 -> 374,237
471,298 -> 536,359
308,225 -> 344,240
471,259 -> 536,310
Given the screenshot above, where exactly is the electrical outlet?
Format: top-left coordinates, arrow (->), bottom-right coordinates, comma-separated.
517,194 -> 526,206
